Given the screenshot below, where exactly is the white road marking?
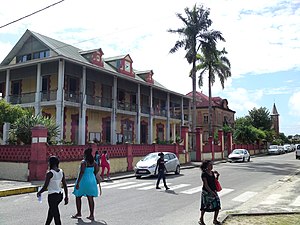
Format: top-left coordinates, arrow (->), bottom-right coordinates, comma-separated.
260,194 -> 281,205
137,183 -> 172,190
100,180 -> 121,186
218,188 -> 234,197
118,182 -> 152,189
290,196 -> 300,206
232,191 -> 257,202
102,182 -> 136,189
168,184 -> 191,190
180,186 -> 202,194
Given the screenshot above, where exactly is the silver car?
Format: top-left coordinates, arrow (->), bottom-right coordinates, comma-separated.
134,152 -> 180,178
228,149 -> 251,162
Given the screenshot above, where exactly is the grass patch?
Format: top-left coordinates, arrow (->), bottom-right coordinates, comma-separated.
223,214 -> 300,225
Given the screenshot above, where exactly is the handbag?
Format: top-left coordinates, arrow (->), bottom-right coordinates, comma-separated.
215,179 -> 222,192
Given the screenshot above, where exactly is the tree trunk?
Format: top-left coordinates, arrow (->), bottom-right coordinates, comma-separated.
192,60 -> 197,151
208,70 -> 212,137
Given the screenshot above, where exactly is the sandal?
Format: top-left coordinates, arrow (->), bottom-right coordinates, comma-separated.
86,216 -> 94,221
71,214 -> 81,219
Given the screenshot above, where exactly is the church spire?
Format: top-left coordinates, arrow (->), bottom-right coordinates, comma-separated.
271,103 -> 279,116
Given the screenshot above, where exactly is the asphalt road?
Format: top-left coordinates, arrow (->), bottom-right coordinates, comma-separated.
0,152 -> 299,225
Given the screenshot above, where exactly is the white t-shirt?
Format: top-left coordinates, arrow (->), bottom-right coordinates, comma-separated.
48,169 -> 63,194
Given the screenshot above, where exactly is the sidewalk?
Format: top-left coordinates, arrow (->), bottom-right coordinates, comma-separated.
0,162 -> 199,197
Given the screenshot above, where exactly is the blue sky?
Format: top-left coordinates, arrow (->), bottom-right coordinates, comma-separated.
0,0 -> 300,135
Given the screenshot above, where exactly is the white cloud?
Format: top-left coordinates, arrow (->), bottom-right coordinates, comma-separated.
288,91 -> 300,116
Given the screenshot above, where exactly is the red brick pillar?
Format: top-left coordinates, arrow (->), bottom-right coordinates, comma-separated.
127,144 -> 133,171
227,132 -> 233,155
29,125 -> 48,181
196,127 -> 203,161
208,136 -> 214,161
181,126 -> 189,163
218,129 -> 224,159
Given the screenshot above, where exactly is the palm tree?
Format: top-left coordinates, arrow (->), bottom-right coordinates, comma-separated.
168,4 -> 213,141
196,46 -> 231,137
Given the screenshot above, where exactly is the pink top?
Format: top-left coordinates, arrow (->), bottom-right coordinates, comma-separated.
101,153 -> 109,166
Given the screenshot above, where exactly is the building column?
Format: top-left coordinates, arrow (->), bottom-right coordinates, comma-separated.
218,129 -> 224,159
79,66 -> 87,145
148,87 -> 153,144
56,59 -> 65,141
35,63 -> 42,116
111,76 -> 117,144
172,123 -> 176,143
181,97 -> 184,126
166,93 -> 170,142
136,84 -> 141,144
3,69 -> 10,144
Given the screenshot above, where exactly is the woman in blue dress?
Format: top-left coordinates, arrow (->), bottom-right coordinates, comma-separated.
72,148 -> 100,221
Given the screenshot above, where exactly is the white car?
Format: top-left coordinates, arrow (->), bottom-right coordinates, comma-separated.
295,144 -> 300,159
134,152 -> 180,178
283,144 -> 291,153
268,145 -> 283,155
228,149 -> 251,162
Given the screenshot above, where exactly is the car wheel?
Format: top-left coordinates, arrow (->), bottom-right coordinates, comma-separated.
175,165 -> 180,175
248,156 -> 250,162
242,157 -> 245,162
135,175 -> 142,179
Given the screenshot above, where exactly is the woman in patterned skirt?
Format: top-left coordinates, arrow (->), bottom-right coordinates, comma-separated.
199,160 -> 221,225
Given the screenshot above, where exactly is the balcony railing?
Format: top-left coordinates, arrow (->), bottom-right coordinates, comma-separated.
41,90 -> 57,102
9,92 -> 35,104
153,107 -> 167,117
117,101 -> 136,112
141,105 -> 150,114
64,91 -> 80,103
86,95 -> 112,108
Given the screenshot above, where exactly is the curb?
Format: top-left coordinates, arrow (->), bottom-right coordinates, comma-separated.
221,211 -> 300,223
0,186 -> 39,197
0,164 -> 198,197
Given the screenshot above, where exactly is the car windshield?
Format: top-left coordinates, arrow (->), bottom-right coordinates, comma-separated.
232,150 -> 244,154
269,145 -> 278,149
142,153 -> 159,161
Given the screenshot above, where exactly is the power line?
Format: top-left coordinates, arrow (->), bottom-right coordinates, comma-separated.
0,0 -> 65,29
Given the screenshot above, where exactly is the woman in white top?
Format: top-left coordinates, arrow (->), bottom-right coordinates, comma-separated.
37,156 -> 68,225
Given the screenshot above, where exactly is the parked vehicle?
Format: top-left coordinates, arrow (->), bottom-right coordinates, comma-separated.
228,149 -> 250,162
268,145 -> 282,155
290,144 -> 296,151
283,144 -> 291,153
134,152 -> 180,178
295,144 -> 300,159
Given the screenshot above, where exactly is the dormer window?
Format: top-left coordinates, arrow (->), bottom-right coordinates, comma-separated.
124,60 -> 131,72
17,49 -> 50,63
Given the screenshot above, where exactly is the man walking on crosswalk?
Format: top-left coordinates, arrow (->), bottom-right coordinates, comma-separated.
154,152 -> 170,190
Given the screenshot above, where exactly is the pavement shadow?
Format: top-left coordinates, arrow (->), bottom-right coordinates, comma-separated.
75,218 -> 107,225
165,189 -> 178,195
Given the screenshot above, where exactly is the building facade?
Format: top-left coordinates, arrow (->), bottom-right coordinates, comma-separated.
0,30 -> 191,145
186,91 -> 235,142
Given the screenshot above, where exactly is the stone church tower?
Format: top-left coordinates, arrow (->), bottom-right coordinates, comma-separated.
271,103 -> 279,136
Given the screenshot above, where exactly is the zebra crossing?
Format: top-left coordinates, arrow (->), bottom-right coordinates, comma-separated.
100,180 -> 300,207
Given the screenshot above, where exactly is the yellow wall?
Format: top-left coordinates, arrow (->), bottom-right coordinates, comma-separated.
65,108 -> 79,142
22,77 -> 36,93
50,74 -> 58,90
0,162 -> 28,181
153,119 -> 166,141
42,107 -> 56,117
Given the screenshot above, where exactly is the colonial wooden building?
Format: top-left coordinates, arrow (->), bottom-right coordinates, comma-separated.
0,30 -> 191,145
